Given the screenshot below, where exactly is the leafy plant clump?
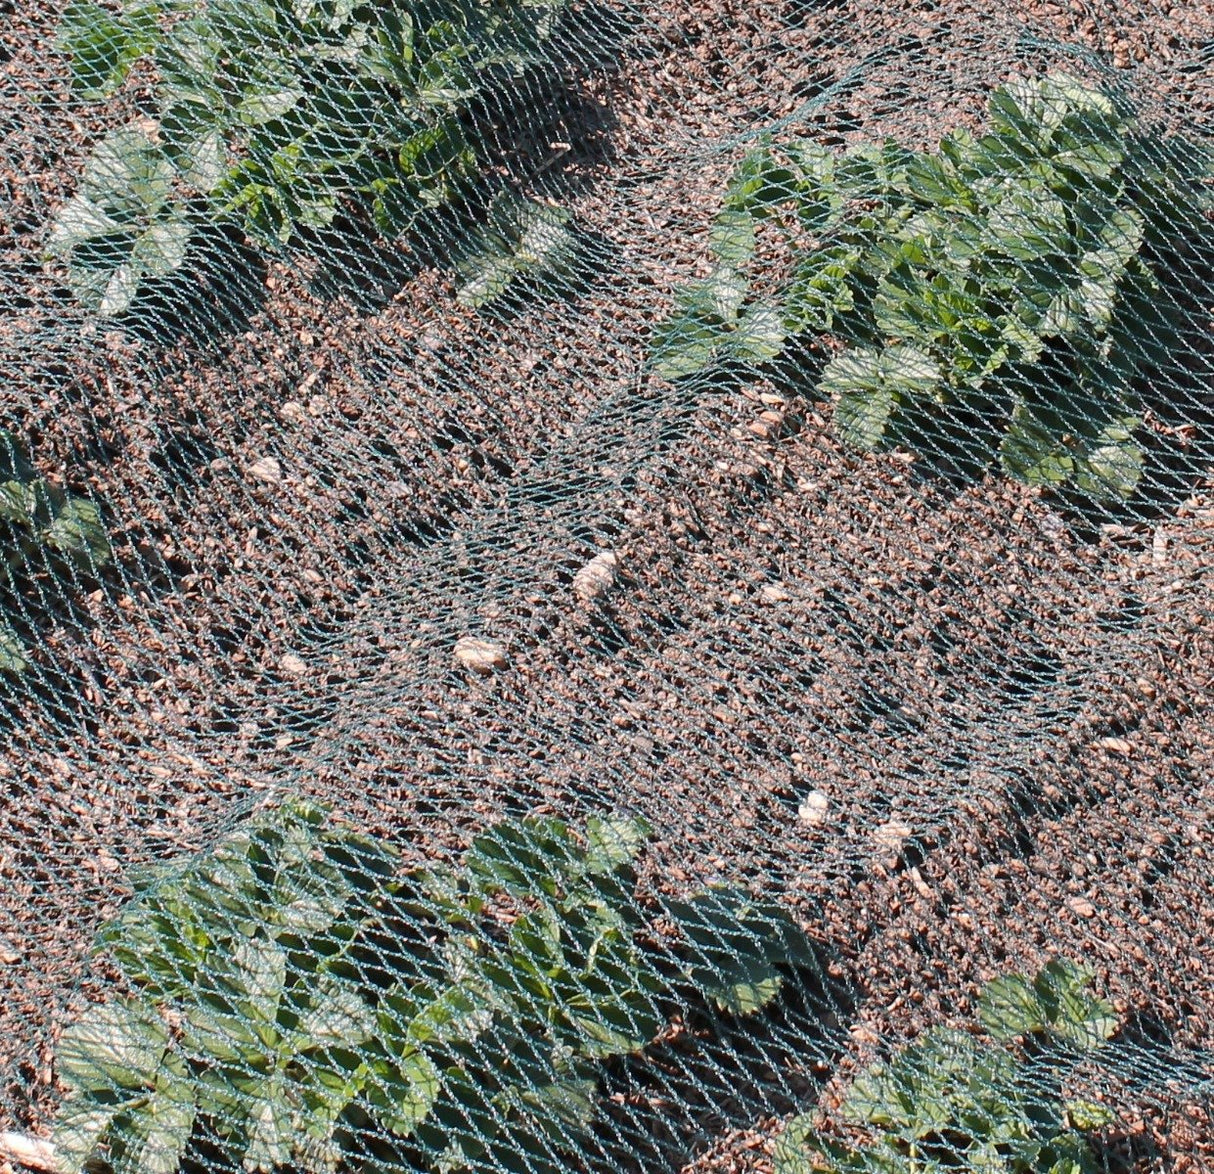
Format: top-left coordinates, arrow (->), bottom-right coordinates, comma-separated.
0,430 -> 110,674
52,799 -> 812,1174
651,72 -> 1214,500
774,959 -> 1120,1174
50,0 -> 578,315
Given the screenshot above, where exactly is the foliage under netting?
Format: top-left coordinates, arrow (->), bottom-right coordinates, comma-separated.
2,0 -> 1214,1173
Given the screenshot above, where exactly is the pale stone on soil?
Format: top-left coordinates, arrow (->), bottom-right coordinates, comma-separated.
249,455 -> 282,484
573,551 -> 619,602
798,791 -> 830,826
454,637 -> 508,674
874,820 -> 913,853
1067,896 -> 1097,919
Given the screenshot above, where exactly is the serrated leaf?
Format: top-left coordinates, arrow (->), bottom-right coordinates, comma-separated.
45,494 -> 112,566
584,815 -> 650,874
407,980 -> 497,1046
730,301 -> 787,366
711,208 -> 756,266
979,973 -> 1041,1040
519,1076 -> 597,1131
242,1075 -> 294,1173
297,977 -> 375,1046
177,128 -> 227,192
823,345 -> 938,451
707,971 -> 784,1016
122,1081 -> 197,1174
219,935 -> 288,1021
771,1114 -> 827,1174
456,253 -> 517,308
56,0 -> 150,100
374,1050 -> 441,1137
649,308 -> 729,381
99,263 -> 141,316
0,622 -> 30,674
58,999 -> 169,1093
53,1096 -> 132,1174
46,194 -> 124,256
1077,425 -> 1142,503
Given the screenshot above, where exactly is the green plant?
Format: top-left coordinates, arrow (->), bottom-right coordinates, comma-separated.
454,191 -> 577,308
50,0 -> 577,314
51,799 -> 810,1174
651,73 -> 1214,500
773,960 -> 1119,1174
0,430 -> 110,674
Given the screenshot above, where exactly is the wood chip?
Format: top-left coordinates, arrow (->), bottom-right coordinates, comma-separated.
454,637 -> 508,674
0,1133 -> 61,1173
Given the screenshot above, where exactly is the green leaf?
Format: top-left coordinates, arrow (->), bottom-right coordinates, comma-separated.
296,977 -> 375,1047
45,494 -> 112,567
237,82 -> 304,126
58,998 -> 169,1094
56,0 -> 158,99
45,194 -> 124,256
518,1076 -> 597,1132
242,1074 -> 294,1173
978,973 -> 1041,1040
466,818 -> 581,899
0,623 -> 30,675
710,972 -> 784,1016
725,146 -> 798,218
771,1114 -> 823,1174
372,1050 -> 441,1137
583,815 -> 650,874
711,208 -> 756,267
218,935 -> 288,1021
406,979 -> 498,1047
730,302 -> 787,366
53,1096 -> 132,1174
822,345 -> 939,451
121,1080 -> 197,1174
649,308 -> 730,381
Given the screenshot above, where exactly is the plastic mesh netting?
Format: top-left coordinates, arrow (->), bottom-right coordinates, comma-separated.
2,0 -> 1213,1171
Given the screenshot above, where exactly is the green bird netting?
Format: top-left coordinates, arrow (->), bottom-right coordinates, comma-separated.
1,0 -> 1213,1171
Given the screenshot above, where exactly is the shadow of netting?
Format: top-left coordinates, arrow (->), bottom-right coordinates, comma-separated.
1,1 -> 1214,1171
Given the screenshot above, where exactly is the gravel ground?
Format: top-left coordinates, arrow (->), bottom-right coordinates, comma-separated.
1,0 -> 1213,1170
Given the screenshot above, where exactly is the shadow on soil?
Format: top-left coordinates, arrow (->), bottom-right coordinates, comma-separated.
595,944 -> 855,1172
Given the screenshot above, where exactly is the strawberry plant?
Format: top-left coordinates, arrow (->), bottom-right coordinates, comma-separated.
773,960 -> 1119,1174
50,799 -> 811,1174
50,0 -> 578,315
0,430 -> 110,675
651,73 -> 1214,501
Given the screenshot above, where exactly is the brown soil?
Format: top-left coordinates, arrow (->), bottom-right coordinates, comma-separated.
1,0 -> 1213,1171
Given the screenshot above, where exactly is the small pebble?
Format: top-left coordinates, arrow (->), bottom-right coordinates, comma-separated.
454,637 -> 508,674
249,455 -> 282,484
572,551 -> 619,603
874,820 -> 913,854
760,583 -> 790,603
1067,896 -> 1097,919
798,791 -> 830,826
280,653 -> 307,675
